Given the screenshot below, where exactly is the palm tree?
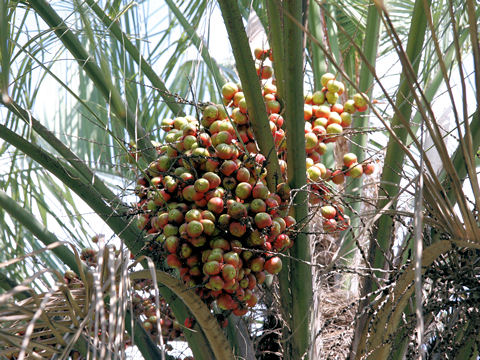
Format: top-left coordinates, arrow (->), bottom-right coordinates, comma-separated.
0,0 -> 478,359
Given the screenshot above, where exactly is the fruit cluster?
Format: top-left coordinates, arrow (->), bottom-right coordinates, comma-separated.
133,47 -> 374,315
250,48 -> 373,233
132,280 -> 185,344
135,111 -> 293,315
300,72 -> 373,232
70,254 -> 187,349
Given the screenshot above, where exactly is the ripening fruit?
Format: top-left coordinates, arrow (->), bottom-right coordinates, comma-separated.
312,90 -> 325,105
222,82 -> 239,100
203,104 -> 219,122
340,112 -> 352,127
321,73 -> 335,87
325,91 -> 339,105
343,153 -> 358,167
323,219 -> 337,233
254,47 -> 266,60
363,162 -> 375,175
264,256 -> 282,274
353,93 -> 369,109
331,170 -> 345,184
347,163 -> 364,178
320,205 -> 337,219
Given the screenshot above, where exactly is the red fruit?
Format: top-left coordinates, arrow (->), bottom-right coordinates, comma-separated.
353,93 -> 369,108
343,153 -> 358,167
212,238 -> 230,251
208,248 -> 224,263
203,104 -> 219,122
186,220 -> 203,237
231,240 -> 243,254
264,256 -> 282,274
184,317 -> 195,329
252,183 -> 269,200
312,90 -> 325,105
276,182 -> 291,201
203,172 -> 221,189
207,197 -> 224,214
186,254 -> 200,267
163,224 -> 179,237
155,155 -> 172,172
331,103 -> 343,113
246,273 -> 257,290
184,209 -> 201,222
245,293 -> 258,307
248,230 -> 266,247
205,158 -> 220,172
363,162 -> 375,175
137,214 -> 149,230
235,182 -> 252,200
200,219 -> 216,236
266,99 -> 281,114
166,254 -> 182,269
216,143 -> 234,160
321,73 -> 335,87
180,243 -> 193,259
305,132 -> 319,152
217,293 -> 236,310
224,279 -> 239,293
307,165 -> 323,182
201,210 -> 216,222
347,163 -> 364,178
229,222 -> 247,237
189,235 -> 207,247
165,236 -> 180,253
274,129 -> 286,148
222,264 -> 237,281
197,132 -> 212,147
304,104 -> 313,121
327,112 -> 342,126
265,197 -> 279,214
258,65 -> 273,79
223,176 -> 237,191
325,124 -> 343,141
203,261 -> 222,276
315,104 -> 330,118
250,198 -> 267,213
331,170 -> 345,184
325,91 -> 339,104
233,307 -> 248,316
215,130 -> 234,145
228,201 -> 248,219
273,217 -> 286,232
181,185 -> 200,202
220,160 -> 238,176
254,47 -> 267,60
284,215 -> 296,228
320,205 -> 337,219
249,257 -> 265,272
217,214 -> 231,230
224,252 -> 241,268
273,234 -> 291,251
340,112 -> 352,128
222,82 -> 238,100
207,275 -> 224,291
255,212 -> 273,229
336,214 -> 351,231
150,216 -> 164,231
323,218 -> 337,233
